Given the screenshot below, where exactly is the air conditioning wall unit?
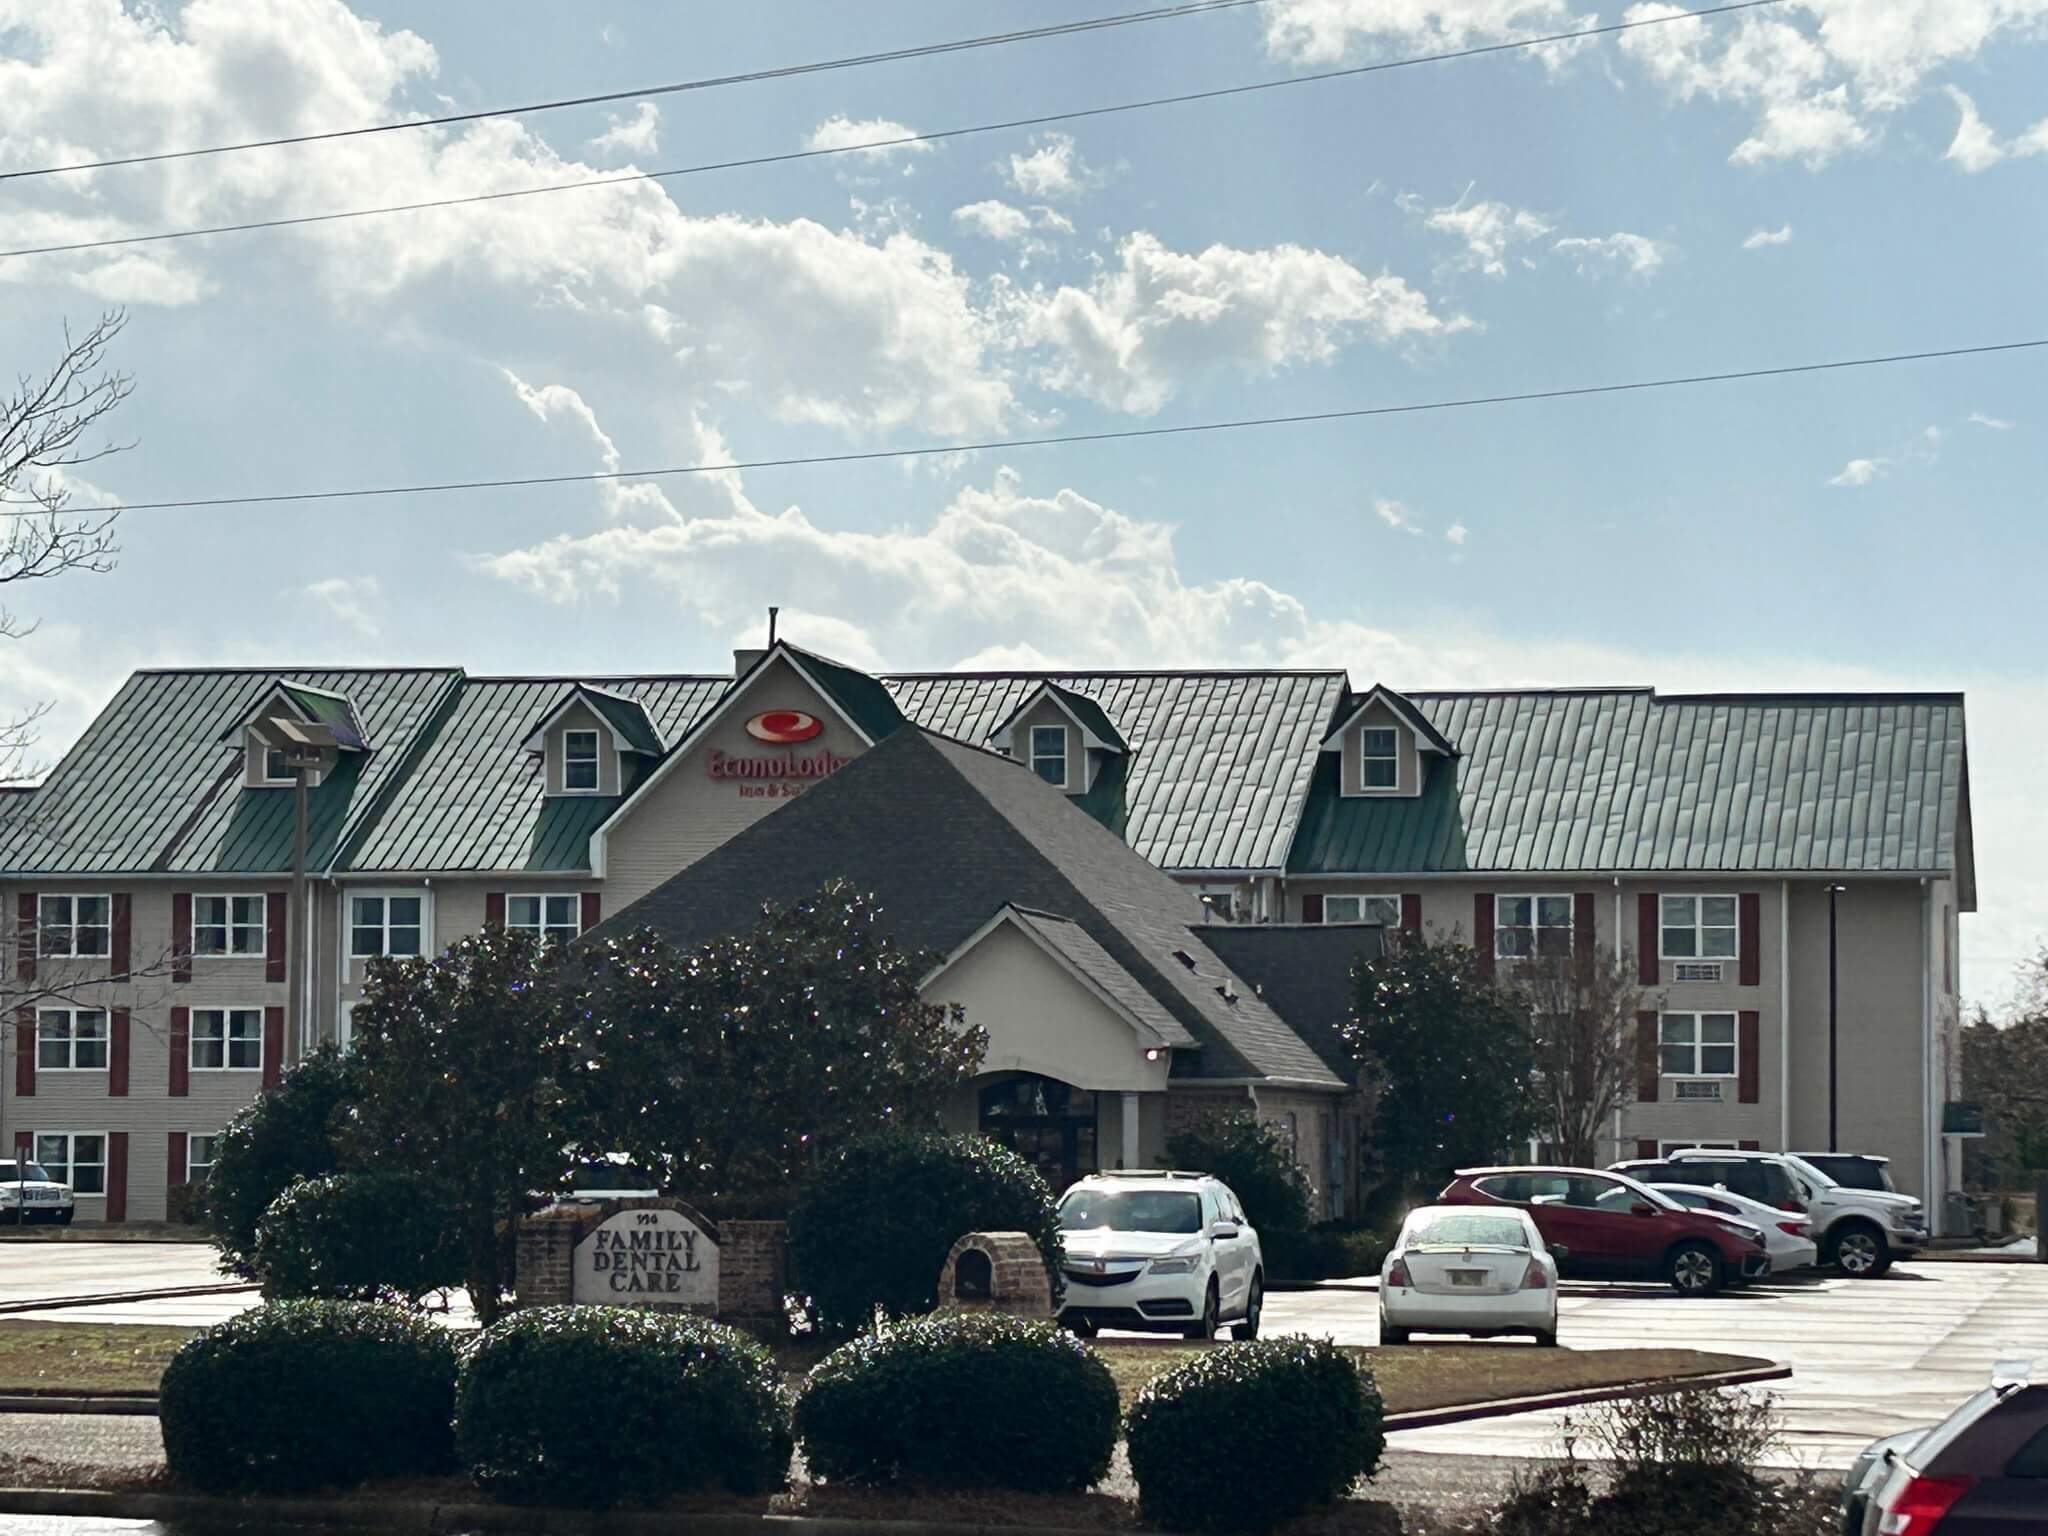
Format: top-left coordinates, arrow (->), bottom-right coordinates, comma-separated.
1674,961 -> 1724,983
1673,1080 -> 1723,1102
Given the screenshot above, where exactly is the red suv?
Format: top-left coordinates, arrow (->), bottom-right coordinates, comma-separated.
1439,1166 -> 1771,1296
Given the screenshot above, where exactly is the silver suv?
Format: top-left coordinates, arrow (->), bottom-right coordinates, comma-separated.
1670,1148 -> 1924,1276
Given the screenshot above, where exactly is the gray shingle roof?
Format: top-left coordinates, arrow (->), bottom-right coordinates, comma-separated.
1007,907 -> 1196,1048
598,728 -> 1344,1088
1287,691 -> 1972,893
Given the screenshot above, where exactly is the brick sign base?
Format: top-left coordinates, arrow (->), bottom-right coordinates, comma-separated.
515,1195 -> 787,1335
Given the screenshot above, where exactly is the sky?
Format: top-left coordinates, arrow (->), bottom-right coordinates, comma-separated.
0,0 -> 2044,1004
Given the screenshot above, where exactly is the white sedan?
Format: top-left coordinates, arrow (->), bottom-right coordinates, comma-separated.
1379,1205 -> 1559,1346
1649,1183 -> 1818,1273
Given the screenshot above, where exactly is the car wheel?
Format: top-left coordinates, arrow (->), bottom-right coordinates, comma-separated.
54,1211 -> 73,1226
1666,1241 -> 1723,1296
1184,1280 -> 1220,1341
1379,1325 -> 1409,1345
1231,1273 -> 1263,1340
1533,1330 -> 1558,1348
1062,1313 -> 1097,1338
1829,1222 -> 1891,1278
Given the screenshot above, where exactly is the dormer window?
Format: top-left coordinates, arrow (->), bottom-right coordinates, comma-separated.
1031,725 -> 1069,788
564,730 -> 600,792
1360,728 -> 1398,791
262,747 -> 291,783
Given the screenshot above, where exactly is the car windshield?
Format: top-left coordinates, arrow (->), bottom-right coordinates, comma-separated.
4,1164 -> 52,1183
1405,1214 -> 1528,1249
1059,1188 -> 1203,1234
1779,1154 -> 1841,1191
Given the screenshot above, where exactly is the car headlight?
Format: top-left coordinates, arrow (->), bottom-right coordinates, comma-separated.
0,1189 -> 16,1205
1148,1255 -> 1200,1275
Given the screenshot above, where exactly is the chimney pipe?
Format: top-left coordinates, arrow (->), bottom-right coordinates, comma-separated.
768,606 -> 779,646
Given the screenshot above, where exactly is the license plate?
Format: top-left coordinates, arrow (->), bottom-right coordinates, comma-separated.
1449,1270 -> 1486,1287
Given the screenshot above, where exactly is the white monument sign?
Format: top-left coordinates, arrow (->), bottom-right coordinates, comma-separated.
572,1206 -> 718,1308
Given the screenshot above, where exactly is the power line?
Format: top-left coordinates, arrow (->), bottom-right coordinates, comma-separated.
75,339 -> 2045,516
0,0 -> 1271,183
1,0 -> 1789,264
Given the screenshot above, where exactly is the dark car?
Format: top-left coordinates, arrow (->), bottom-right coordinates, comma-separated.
1438,1166 -> 1770,1296
1799,1152 -> 1898,1193
1859,1370 -> 2048,1532
1610,1153 -> 1809,1211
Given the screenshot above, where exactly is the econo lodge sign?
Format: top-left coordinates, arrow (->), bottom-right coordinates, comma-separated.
706,710 -> 850,795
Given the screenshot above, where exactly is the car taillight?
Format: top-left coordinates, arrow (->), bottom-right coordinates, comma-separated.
1777,1220 -> 1808,1236
1386,1259 -> 1411,1288
1877,1472 -> 1973,1535
1520,1260 -> 1549,1290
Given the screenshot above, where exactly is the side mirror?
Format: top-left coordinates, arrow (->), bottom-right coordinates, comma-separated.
1210,1221 -> 1240,1241
1630,1201 -> 1657,1216
1549,1244 -> 1571,1263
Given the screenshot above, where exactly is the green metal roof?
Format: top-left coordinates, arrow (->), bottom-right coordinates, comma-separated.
792,645 -> 906,743
579,687 -> 665,756
1287,691 -> 1971,891
0,669 -> 461,875
278,683 -> 372,750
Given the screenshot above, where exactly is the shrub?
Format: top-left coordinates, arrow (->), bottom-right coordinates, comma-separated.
787,1132 -> 1059,1336
254,1171 -> 467,1304
1165,1113 -> 1311,1235
203,1045 -> 360,1279
1125,1336 -> 1383,1534
455,1305 -> 792,1508
159,1299 -> 456,1493
797,1312 -> 1118,1492
1579,1390 -> 1794,1536
1262,1222 -> 1394,1284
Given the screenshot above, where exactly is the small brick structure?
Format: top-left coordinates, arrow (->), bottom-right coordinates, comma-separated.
937,1231 -> 1052,1318
514,1195 -> 787,1336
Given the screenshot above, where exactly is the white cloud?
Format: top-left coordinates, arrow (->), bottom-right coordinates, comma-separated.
1742,224 -> 1794,249
587,102 -> 659,158
1375,499 -> 1424,535
1551,231 -> 1669,278
304,576 -> 382,637
953,200 -> 1034,242
1422,195 -> 1555,277
1827,457 -> 1886,487
1262,0 -> 1596,67
993,231 -> 1469,415
1445,522 -> 1469,545
1970,412 -> 2015,430
803,114 -> 931,164
1942,87 -> 2048,172
1003,133 -> 1102,200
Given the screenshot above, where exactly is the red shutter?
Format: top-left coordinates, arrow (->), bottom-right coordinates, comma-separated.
1637,893 -> 1659,985
1301,894 -> 1324,924
1738,893 -> 1761,987
266,892 -> 287,984
171,893 -> 192,983
1473,893 -> 1495,978
1574,892 -> 1595,965
1738,1010 -> 1760,1104
105,1132 -> 128,1223
1399,893 -> 1421,935
580,891 -> 601,934
108,1008 -> 129,1097
1738,1139 -> 1761,1152
484,891 -> 506,929
167,1132 -> 188,1191
13,1009 -> 33,1098
16,892 -> 35,983
1635,1138 -> 1659,1160
12,1131 -> 28,1160
1637,1011 -> 1660,1102
262,1006 -> 284,1090
110,894 -> 131,979
169,1008 -> 189,1098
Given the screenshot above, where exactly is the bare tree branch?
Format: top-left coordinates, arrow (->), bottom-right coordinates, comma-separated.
1509,952 -> 1661,1167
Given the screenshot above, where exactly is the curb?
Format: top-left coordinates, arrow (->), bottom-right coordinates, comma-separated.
0,1488 -> 1137,1536
1382,1361 -> 1792,1433
0,1282 -> 255,1317
0,1394 -> 159,1415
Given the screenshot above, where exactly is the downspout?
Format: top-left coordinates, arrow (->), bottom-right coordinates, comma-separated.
1611,877 -> 1623,1163
1921,878 -> 1936,1231
1779,880 -> 1791,1152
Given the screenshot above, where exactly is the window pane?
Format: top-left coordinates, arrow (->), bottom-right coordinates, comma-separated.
389,897 -> 422,926
1537,896 -> 1573,927
228,1013 -> 261,1041
76,897 -> 109,926
1363,896 -> 1401,926
37,1030 -> 68,1068
1497,927 -> 1532,957
545,896 -> 577,927
352,897 -> 384,926
389,927 -> 422,957
38,896 -> 68,927
1661,1045 -> 1695,1075
193,1039 -> 225,1069
33,1135 -> 65,1169
1701,1015 -> 1737,1043
1700,896 -> 1738,926
507,896 -> 541,927
566,760 -> 598,789
233,895 -> 265,926
351,928 -> 383,958
1325,897 -> 1361,922
1498,897 -> 1532,925
1702,927 -> 1738,958
1663,926 -> 1697,957
1700,1045 -> 1737,1075
1362,758 -> 1397,788
194,897 -> 224,926
1661,1016 -> 1696,1045
566,731 -> 597,760
1661,896 -> 1694,925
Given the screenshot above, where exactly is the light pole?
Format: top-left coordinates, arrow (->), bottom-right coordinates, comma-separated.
1827,883 -> 1846,1153
268,720 -> 336,1058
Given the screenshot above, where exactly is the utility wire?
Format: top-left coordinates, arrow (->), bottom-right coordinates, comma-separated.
74,339 -> 2045,516
0,0 -> 1272,182
1,0 -> 1789,263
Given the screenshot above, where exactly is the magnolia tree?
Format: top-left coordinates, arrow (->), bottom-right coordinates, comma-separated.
566,880 -> 989,1211
1509,951 -> 1656,1168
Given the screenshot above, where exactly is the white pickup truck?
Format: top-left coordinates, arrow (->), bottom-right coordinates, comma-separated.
1785,1150 -> 1928,1276
0,1160 -> 77,1226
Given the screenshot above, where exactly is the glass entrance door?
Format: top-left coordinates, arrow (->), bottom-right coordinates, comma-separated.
979,1077 -> 1098,1195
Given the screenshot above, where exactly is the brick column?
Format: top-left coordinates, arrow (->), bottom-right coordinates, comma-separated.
717,1220 -> 788,1337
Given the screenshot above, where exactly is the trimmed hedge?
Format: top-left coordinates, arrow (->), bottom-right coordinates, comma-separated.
202,1044 -> 359,1278
455,1305 -> 792,1508
797,1311 -> 1118,1492
1263,1224 -> 1394,1284
159,1299 -> 457,1493
788,1132 -> 1060,1335
254,1171 -> 467,1303
1125,1337 -> 1384,1534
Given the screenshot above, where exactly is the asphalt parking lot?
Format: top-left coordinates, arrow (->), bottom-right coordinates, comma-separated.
5,1244 -> 2045,1471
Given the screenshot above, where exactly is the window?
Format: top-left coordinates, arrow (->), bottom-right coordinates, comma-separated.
1324,894 -> 1400,926
33,1133 -> 106,1195
1030,725 -> 1068,787
350,893 -> 424,958
37,894 -> 110,958
36,1008 -> 108,1071
1360,726 -> 1398,790
1660,1012 -> 1738,1077
1660,894 -> 1739,959
1496,894 -> 1573,958
186,1134 -> 220,1182
507,894 -> 580,944
262,746 -> 292,783
192,1008 -> 263,1071
193,894 -> 266,957
1198,888 -> 1238,922
563,729 -> 600,792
